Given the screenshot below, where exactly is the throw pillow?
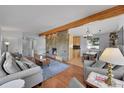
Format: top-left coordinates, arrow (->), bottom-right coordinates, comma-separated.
3,56 -> 19,74
12,58 -> 21,72
103,64 -> 116,69
91,61 -> 106,68
1,52 -> 10,75
0,52 -> 7,77
112,65 -> 122,71
16,60 -> 28,70
22,61 -> 34,68
112,64 -> 116,68
0,52 -> 5,64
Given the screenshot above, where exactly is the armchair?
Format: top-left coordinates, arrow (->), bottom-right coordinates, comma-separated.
83,60 -> 124,81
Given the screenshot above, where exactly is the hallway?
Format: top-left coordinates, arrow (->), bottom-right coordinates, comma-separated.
67,57 -> 83,68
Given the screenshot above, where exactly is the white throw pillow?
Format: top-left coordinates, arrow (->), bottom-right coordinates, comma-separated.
3,57 -> 19,74
22,61 -> 34,68
0,52 -> 5,64
0,52 -> 7,77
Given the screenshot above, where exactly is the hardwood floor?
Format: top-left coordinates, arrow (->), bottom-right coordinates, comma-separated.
67,57 -> 83,68
40,64 -> 85,88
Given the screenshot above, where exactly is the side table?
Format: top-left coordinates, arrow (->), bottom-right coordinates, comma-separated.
85,72 -> 124,88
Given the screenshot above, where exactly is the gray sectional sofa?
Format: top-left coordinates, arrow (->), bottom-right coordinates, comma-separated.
83,60 -> 124,81
0,52 -> 43,88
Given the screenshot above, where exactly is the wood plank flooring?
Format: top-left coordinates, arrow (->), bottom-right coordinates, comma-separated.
67,57 -> 83,68
39,64 -> 85,88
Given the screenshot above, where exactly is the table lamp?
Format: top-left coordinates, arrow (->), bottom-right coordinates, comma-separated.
99,48 -> 124,86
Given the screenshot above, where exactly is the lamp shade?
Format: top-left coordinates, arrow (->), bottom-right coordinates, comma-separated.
99,48 -> 124,65
4,41 -> 10,45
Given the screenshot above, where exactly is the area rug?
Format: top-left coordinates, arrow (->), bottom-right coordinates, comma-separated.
42,60 -> 69,81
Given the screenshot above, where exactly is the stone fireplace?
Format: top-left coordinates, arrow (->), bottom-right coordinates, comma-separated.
46,31 -> 69,61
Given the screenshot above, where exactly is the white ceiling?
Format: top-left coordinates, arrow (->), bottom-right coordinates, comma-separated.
69,14 -> 124,36
0,5 -> 115,33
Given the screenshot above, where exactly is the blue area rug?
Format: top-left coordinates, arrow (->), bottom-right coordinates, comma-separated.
42,60 -> 69,81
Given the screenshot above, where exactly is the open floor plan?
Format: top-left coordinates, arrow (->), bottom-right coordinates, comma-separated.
0,5 -> 124,88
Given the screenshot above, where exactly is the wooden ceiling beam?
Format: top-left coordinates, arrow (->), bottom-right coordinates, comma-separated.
39,5 -> 124,36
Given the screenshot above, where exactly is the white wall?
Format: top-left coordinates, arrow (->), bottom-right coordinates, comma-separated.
80,36 -> 87,56
23,32 -> 46,55
97,33 -> 110,51
1,31 -> 23,54
0,31 -> 46,56
34,36 -> 46,55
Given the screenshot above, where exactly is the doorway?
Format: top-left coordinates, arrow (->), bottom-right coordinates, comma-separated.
73,36 -> 80,58
68,35 -> 83,67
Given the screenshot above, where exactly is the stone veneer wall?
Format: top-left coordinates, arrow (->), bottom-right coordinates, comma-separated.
46,31 -> 69,61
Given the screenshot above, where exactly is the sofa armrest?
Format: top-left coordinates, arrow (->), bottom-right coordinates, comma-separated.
0,66 -> 42,85
84,66 -> 107,80
68,77 -> 85,88
84,60 -> 95,67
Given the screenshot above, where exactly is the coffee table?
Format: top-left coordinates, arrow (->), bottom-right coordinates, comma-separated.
41,58 -> 50,66
85,72 -> 124,88
35,57 -> 50,67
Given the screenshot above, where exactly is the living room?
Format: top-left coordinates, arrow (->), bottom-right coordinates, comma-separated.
1,4 -> 124,89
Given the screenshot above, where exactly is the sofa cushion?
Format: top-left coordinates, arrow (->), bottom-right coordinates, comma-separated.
91,61 -> 106,68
